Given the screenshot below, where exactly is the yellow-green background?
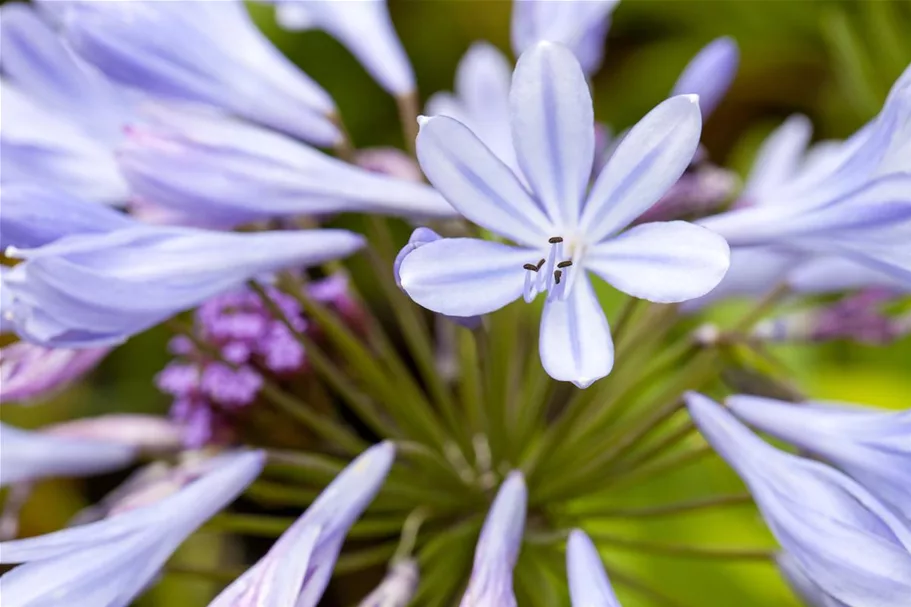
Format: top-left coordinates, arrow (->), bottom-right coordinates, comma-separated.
2,1 -> 910,605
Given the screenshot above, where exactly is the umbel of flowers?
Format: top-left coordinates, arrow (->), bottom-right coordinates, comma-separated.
0,1 -> 909,606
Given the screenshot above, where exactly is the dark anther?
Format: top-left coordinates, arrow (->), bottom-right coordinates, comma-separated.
523,263 -> 539,272
548,236 -> 564,244
554,270 -> 563,284
535,258 -> 545,270
557,260 -> 573,268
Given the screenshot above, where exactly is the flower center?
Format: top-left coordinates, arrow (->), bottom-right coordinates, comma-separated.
522,236 -> 578,303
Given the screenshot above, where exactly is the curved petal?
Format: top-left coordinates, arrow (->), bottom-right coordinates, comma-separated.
539,272 -> 613,387
567,530 -> 622,607
581,95 -> 703,241
587,221 -> 731,303
742,114 -> 813,203
671,37 -> 739,120
510,41 -> 594,226
416,115 -> 553,246
398,238 -> 532,317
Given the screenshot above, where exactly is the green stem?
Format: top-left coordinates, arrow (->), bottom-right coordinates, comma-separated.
589,532 -> 776,560
571,493 -> 753,518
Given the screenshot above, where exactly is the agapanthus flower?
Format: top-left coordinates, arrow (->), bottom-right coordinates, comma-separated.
686,392 -> 911,607
699,66 -> 911,285
118,106 -> 455,227
670,37 -> 740,121
0,450 -> 264,607
0,415 -> 180,487
567,529 -> 623,606
3,225 -> 364,347
399,42 -> 730,386
0,341 -> 110,404
58,0 -> 340,146
726,394 -> 911,520
265,0 -> 415,97
0,183 -> 134,249
0,3 -> 134,204
776,552 -> 848,607
460,471 -> 527,607
207,442 -> 395,607
511,0 -> 620,75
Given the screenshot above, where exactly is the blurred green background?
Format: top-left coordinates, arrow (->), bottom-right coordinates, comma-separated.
2,0 -> 910,605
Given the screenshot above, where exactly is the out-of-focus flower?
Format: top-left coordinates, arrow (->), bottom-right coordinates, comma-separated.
0,341 -> 110,404
460,471 -> 527,607
207,442 -> 395,607
426,42 -> 517,171
357,559 -> 420,607
671,37 -> 740,121
1,267 -> 15,334
0,183 -> 134,249
635,163 -> 739,225
0,450 -> 264,607
0,415 -> 181,487
776,552 -> 848,607
267,0 -> 415,97
700,67 -> 911,286
118,106 -> 455,227
356,147 -> 424,182
59,0 -> 340,146
567,529 -> 623,606
686,392 -> 911,607
511,0 -> 620,75
3,225 -> 364,347
726,394 -> 911,520
753,289 -> 909,344
400,42 -> 729,387
0,3 -> 133,204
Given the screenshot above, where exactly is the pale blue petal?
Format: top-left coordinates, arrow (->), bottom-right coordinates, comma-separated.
788,256 -> 910,294
581,95 -> 702,241
567,530 -> 622,606
0,422 -> 136,487
4,227 -> 364,347
270,0 -> 415,96
0,343 -> 110,404
119,107 -> 455,226
587,221 -> 730,303
460,471 -> 526,607
539,272 -> 613,388
776,553 -> 849,607
0,183 -> 134,249
671,37 -> 739,120
726,395 -> 911,520
510,41 -> 594,227
398,238 -> 533,317
416,115 -> 553,246
61,1 -> 339,146
393,228 -> 443,288
1,267 -> 14,333
741,115 -> 813,203
685,393 -> 911,607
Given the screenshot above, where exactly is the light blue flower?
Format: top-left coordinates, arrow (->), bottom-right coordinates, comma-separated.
726,395 -> 911,520
207,442 -> 395,607
0,183 -> 134,249
59,0 -> 340,146
399,42 -> 730,387
671,37 -> 740,120
511,0 -> 620,75
567,529 -> 623,606
685,392 -> 911,607
0,450 -> 264,607
266,0 -> 415,97
777,552 -> 848,607
699,66 -> 911,286
460,471 -> 527,607
118,106 -> 455,227
0,3 -> 133,204
3,225 -> 364,347
425,42 -> 517,172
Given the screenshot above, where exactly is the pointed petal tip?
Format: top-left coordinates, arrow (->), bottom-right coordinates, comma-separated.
416,115 -> 430,127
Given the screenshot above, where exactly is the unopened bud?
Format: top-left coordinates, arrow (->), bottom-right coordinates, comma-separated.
357,559 -> 420,607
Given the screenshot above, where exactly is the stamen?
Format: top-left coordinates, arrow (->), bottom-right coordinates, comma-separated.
548,236 -> 564,244
523,263 -> 539,272
554,270 -> 563,284
535,258 -> 545,271
557,260 -> 573,268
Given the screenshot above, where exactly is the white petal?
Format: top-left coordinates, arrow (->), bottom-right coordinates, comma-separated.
581,95 -> 702,241
399,238 -> 533,317
587,221 -> 730,303
539,272 -> 613,387
416,115 -> 553,246
510,41 -> 594,226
